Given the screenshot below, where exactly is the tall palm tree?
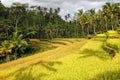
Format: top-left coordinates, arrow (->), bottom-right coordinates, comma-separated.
76,9 -> 85,37
83,12 -> 91,35
88,9 -> 96,34
64,14 -> 70,37
53,7 -> 60,38
95,10 -> 104,33
102,10 -> 108,31
102,2 -> 119,30
43,7 -> 47,26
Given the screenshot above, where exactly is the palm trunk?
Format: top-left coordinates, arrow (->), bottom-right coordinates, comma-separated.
105,22 -> 108,31
112,25 -> 114,30
15,19 -> 18,33
111,18 -> 114,30
93,26 -> 96,35
82,25 -> 85,37
76,21 -> 78,37
56,29 -> 58,38
87,28 -> 89,35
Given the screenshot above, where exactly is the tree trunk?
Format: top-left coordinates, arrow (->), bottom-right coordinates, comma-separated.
15,19 -> 18,33
75,21 -> 78,38
111,19 -> 114,30
105,23 -> 108,31
6,53 -> 10,61
112,25 -> 114,30
82,25 -> 85,37
93,26 -> 96,35
14,50 -> 17,60
87,26 -> 89,35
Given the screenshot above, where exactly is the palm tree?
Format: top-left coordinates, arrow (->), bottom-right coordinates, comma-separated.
49,8 -> 53,22
111,2 -> 120,29
74,13 -> 79,37
102,10 -> 108,31
64,14 -> 70,37
95,10 -> 104,33
83,12 -> 91,35
53,7 -> 60,38
43,7 -> 47,26
88,9 -> 96,34
76,9 -> 85,37
102,2 -> 119,30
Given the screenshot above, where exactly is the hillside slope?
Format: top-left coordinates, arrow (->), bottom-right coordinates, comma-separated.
0,38 -> 87,80
0,39 -> 120,80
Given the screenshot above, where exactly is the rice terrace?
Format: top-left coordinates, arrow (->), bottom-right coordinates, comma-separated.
0,0 -> 120,80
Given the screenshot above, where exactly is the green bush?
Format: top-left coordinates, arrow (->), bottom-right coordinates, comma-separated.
107,30 -> 119,38
107,43 -> 119,52
95,34 -> 107,38
86,35 -> 93,39
102,42 -> 119,54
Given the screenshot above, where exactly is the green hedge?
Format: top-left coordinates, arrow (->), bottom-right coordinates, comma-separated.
102,40 -> 120,56
107,30 -> 119,38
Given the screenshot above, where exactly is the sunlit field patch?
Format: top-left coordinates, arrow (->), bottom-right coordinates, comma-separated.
0,39 -> 120,80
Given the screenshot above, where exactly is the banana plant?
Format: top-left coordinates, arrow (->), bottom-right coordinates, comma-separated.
11,32 -> 28,59
0,40 -> 14,61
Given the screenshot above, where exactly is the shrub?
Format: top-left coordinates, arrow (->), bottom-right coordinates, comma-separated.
95,34 -> 106,38
86,35 -> 93,39
107,30 -> 119,38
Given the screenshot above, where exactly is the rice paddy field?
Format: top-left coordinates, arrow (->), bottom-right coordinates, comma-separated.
0,38 -> 120,80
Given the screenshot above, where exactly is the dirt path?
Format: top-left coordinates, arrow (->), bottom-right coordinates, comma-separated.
0,39 -> 87,71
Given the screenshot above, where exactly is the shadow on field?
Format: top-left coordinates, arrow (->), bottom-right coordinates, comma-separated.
90,70 -> 120,80
14,66 -> 45,80
4,61 -> 62,80
77,49 -> 109,60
